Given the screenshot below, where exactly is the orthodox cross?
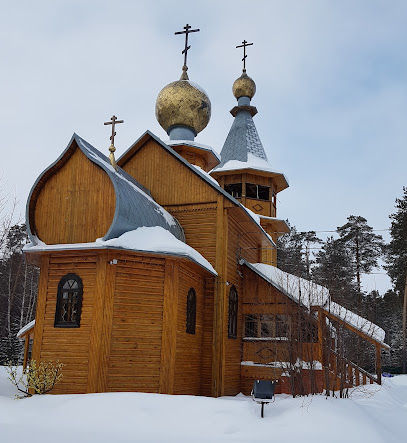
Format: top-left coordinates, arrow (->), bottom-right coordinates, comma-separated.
104,115 -> 124,170
104,115 -> 124,147
175,24 -> 200,68
236,40 -> 253,71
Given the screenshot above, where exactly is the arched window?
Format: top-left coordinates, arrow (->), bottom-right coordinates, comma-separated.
186,288 -> 196,334
228,285 -> 238,339
54,274 -> 83,328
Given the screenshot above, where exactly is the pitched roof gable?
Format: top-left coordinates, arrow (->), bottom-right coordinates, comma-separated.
26,134 -> 185,245
117,130 -> 275,247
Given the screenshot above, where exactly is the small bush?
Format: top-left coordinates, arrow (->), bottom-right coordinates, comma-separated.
6,360 -> 64,398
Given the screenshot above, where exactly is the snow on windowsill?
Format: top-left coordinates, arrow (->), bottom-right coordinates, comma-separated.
243,337 -> 289,341
241,359 -> 322,371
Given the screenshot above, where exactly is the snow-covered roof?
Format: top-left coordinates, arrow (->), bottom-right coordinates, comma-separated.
242,261 -> 330,308
17,320 -> 35,338
213,153 -> 288,180
191,165 -> 219,185
24,226 -> 217,276
118,131 -> 275,249
165,139 -> 221,161
326,301 -> 386,346
240,260 -> 387,346
26,134 -> 185,246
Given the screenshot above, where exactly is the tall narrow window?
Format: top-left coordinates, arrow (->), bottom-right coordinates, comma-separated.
186,288 -> 196,334
54,274 -> 83,328
228,285 -> 238,339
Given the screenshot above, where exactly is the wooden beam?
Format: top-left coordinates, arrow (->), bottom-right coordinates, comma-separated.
31,255 -> 50,364
159,259 -> 179,394
317,308 -> 325,366
87,252 -> 108,392
212,196 -> 228,397
97,252 -> 116,392
314,307 -> 390,349
376,344 -> 382,385
23,336 -> 30,369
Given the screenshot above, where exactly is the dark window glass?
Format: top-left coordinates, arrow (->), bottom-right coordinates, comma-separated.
54,274 -> 83,328
245,183 -> 270,200
244,314 -> 257,337
260,314 -> 274,337
246,183 -> 257,198
224,183 -> 242,198
258,185 -> 270,200
244,314 -> 291,338
228,286 -> 238,339
186,288 -> 196,334
275,315 -> 291,338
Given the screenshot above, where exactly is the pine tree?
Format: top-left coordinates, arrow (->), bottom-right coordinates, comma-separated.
277,224 -> 307,278
312,236 -> 357,310
337,215 -> 384,294
385,187 -> 407,295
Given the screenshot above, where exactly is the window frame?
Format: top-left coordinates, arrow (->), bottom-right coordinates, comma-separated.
244,314 -> 291,339
54,273 -> 83,328
228,285 -> 238,339
245,182 -> 270,201
224,183 -> 243,198
186,288 -> 197,334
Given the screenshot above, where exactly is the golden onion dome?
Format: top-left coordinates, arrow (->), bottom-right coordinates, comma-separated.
232,70 -> 256,100
155,69 -> 211,135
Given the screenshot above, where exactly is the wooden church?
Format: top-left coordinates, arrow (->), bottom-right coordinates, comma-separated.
19,29 -> 389,397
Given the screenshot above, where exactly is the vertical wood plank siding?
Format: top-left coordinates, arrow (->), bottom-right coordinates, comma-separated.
33,148 -> 115,244
121,140 -> 219,206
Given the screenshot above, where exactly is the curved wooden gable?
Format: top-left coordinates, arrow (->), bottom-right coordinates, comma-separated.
28,139 -> 116,245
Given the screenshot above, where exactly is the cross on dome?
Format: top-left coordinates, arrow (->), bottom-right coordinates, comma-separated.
236,40 -> 253,72
175,24 -> 200,78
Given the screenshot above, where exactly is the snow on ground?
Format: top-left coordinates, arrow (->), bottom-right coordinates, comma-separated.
1,367 -> 406,442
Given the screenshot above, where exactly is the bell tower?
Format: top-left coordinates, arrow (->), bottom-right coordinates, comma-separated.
210,41 -> 289,265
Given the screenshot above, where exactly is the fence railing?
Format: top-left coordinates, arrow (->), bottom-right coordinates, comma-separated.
327,348 -> 378,388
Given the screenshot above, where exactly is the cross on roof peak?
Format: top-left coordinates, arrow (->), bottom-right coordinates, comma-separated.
175,24 -> 200,71
236,40 -> 253,72
104,115 -> 124,170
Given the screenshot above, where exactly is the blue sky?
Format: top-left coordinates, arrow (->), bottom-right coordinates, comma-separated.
1,0 -> 406,293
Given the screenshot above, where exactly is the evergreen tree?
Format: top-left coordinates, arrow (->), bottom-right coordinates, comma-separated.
385,187 -> 407,295
277,224 -> 307,278
277,224 -> 322,279
300,231 -> 322,279
312,236 -> 357,310
376,290 -> 403,371
337,216 -> 384,294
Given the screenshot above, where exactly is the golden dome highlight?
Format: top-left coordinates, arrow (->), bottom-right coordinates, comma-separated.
232,71 -> 256,100
155,72 -> 211,135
